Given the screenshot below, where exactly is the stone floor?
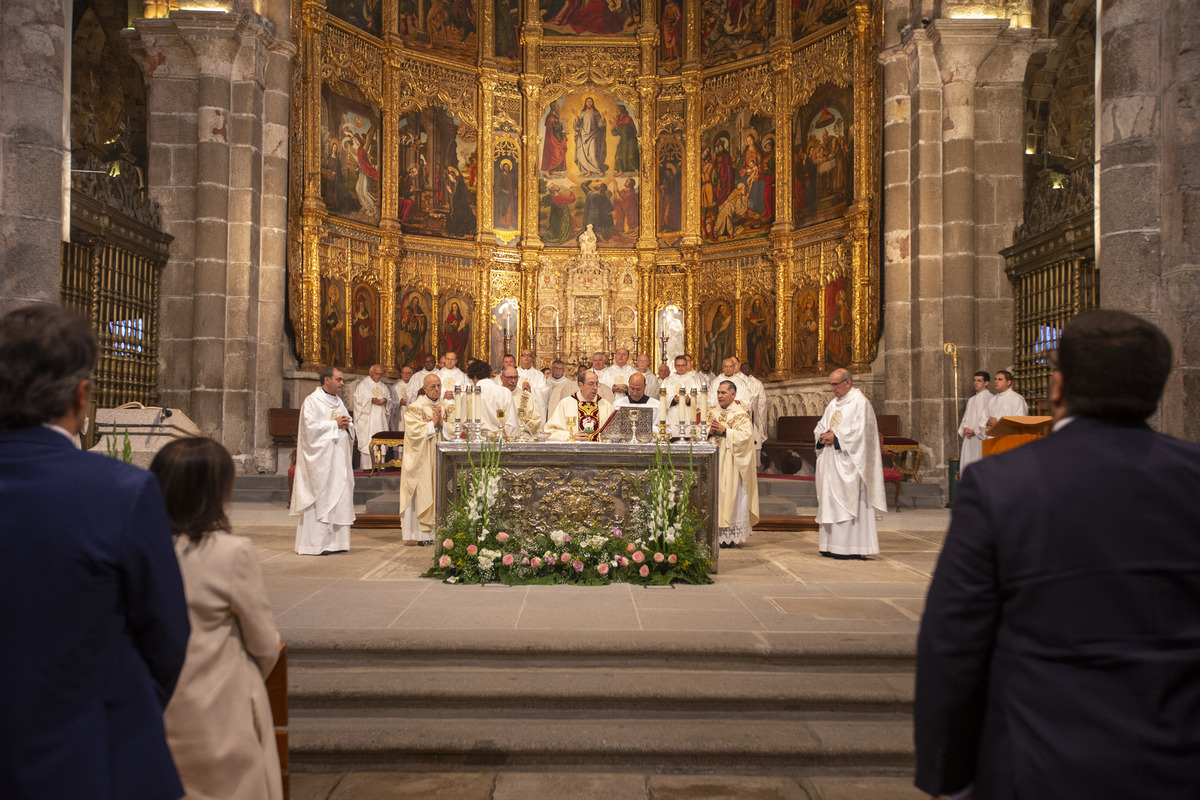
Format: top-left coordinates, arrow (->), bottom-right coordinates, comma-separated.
232,501 -> 949,800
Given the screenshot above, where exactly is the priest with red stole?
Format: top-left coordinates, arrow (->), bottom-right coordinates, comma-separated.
546,369 -> 614,442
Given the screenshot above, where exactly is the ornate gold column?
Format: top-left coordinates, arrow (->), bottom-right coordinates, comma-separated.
298,0 -> 326,369
478,69 -> 498,241
849,0 -> 882,370
520,74 -> 544,247
680,67 -> 702,248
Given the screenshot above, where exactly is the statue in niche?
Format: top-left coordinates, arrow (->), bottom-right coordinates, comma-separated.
578,223 -> 598,258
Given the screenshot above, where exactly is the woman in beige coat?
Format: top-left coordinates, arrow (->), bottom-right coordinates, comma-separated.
151,438 -> 283,800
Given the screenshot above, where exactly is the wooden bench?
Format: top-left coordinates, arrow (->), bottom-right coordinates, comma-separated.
267,408 -> 300,447
762,413 -> 922,484
265,642 -> 289,800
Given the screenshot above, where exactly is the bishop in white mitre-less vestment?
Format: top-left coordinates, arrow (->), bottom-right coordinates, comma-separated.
957,377 -> 993,474
546,372 -> 614,442
352,365 -> 394,467
708,382 -> 760,546
398,375 -> 451,543
291,376 -> 356,555
814,372 -> 887,557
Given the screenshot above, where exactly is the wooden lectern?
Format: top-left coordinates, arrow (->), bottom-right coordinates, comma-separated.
982,416 -> 1054,457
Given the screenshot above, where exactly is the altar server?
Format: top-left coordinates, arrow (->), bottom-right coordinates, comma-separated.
814,369 -> 886,558
709,379 -> 759,548
398,373 -> 451,544
956,371 -> 992,474
985,369 -> 1028,429
599,347 -> 636,399
352,363 -> 394,469
546,369 -> 614,442
291,366 -> 356,555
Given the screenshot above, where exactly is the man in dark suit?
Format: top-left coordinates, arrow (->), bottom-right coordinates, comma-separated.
0,304 -> 191,800
914,310 -> 1200,799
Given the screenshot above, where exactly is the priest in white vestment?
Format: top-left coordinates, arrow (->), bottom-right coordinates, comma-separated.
739,360 -> 768,466
599,347 -> 636,399
546,370 -> 614,442
612,371 -> 660,433
500,366 -> 542,438
709,380 -> 760,547
698,357 -> 718,387
957,371 -> 993,474
635,352 -> 660,397
391,365 -> 413,431
436,350 -> 467,399
985,370 -> 1029,430
516,348 -> 547,418
351,364 -> 394,468
814,369 -> 887,558
406,354 -> 438,403
398,373 -> 451,544
538,359 -> 572,423
459,360 -> 520,439
662,355 -> 701,431
291,367 -> 356,555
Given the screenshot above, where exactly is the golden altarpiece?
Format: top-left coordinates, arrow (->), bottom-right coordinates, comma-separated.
287,0 -> 882,381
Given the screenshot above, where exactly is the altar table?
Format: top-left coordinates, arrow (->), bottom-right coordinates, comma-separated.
435,441 -> 722,572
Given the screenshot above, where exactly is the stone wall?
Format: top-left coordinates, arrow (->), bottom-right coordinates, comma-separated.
1098,0 -> 1200,441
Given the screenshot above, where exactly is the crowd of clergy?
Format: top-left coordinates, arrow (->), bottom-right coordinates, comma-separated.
288,347 -> 921,562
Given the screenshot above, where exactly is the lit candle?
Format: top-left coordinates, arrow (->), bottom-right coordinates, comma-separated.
659,386 -> 668,420
473,384 -> 481,424
608,315 -> 613,337
555,310 -> 560,337
634,309 -> 638,330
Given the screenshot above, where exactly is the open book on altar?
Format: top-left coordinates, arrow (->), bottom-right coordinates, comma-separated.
597,405 -> 655,441
982,415 -> 1053,457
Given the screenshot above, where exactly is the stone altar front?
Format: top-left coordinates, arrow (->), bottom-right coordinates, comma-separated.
435,442 -> 722,572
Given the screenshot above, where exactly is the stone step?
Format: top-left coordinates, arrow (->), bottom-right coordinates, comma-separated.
289,666 -> 914,715
288,715 -> 915,772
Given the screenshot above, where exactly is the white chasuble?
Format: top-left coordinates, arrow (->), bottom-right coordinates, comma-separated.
352,377 -> 394,455
291,388 -> 356,553
711,401 -> 760,536
814,388 -> 886,555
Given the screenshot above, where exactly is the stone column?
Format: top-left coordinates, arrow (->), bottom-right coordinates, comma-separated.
129,9 -> 294,470
0,0 -> 69,312
1099,0 -> 1200,441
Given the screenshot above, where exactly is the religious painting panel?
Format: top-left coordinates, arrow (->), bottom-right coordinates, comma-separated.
700,0 -> 775,66
395,287 -> 433,369
540,0 -> 639,36
440,293 -> 473,363
397,107 -> 478,240
326,0 -> 383,37
793,287 -> 821,374
793,84 -> 854,230
493,138 -> 521,244
656,136 -> 683,245
320,87 -> 382,225
350,283 -> 379,370
490,296 -> 520,371
398,0 -> 477,60
494,0 -> 521,59
658,0 -> 684,71
655,304 -> 685,367
321,277 -> 349,368
823,276 -> 851,367
700,114 -> 775,244
701,299 -> 735,373
538,92 -> 641,249
743,294 -> 776,376
792,0 -> 848,40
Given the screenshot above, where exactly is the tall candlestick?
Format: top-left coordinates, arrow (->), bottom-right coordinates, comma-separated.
658,386 -> 668,421
555,310 -> 560,338
608,314 -> 613,337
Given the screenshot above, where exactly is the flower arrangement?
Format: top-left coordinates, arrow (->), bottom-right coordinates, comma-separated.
425,443 -> 711,586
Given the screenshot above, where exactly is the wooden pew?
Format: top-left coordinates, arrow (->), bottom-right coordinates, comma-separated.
760,415 -> 822,474
266,643 -> 289,800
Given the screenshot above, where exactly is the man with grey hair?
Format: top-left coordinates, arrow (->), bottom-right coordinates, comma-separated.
635,351 -> 660,397
501,365 -> 542,437
599,346 -> 635,398
352,363 -> 394,469
813,368 -> 886,558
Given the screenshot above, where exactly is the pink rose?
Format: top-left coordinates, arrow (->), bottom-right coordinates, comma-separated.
573,560 -> 584,572
611,528 -> 623,538
438,555 -> 452,568
466,545 -> 477,555
618,556 -> 628,567
497,532 -> 510,542
522,557 -> 530,565
598,563 -> 610,575
442,538 -> 454,549
626,543 -> 636,552
502,554 -> 515,566
653,552 -> 665,563
531,557 -> 543,568
632,550 -> 645,564
668,554 -> 677,564
561,553 -> 572,564
639,565 -> 650,577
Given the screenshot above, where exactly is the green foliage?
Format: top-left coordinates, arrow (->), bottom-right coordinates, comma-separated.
423,442 -> 712,586
105,425 -> 133,464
